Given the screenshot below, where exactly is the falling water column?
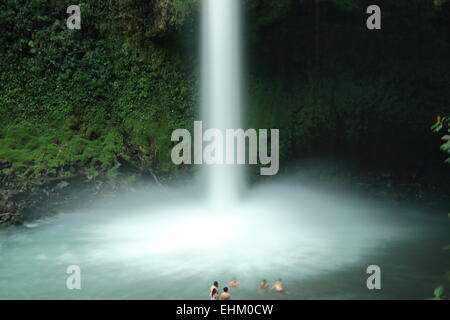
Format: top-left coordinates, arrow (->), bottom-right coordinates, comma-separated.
201,0 -> 243,208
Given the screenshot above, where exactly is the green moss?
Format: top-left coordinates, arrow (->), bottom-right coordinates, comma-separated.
0,122 -> 124,178
0,0 -> 196,180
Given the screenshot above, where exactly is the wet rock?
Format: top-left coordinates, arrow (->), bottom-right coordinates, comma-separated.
0,160 -> 11,170
0,171 -> 155,229
56,181 -> 69,190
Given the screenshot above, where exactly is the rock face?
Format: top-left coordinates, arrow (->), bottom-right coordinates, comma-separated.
1,174 -> 70,227
0,172 -> 145,229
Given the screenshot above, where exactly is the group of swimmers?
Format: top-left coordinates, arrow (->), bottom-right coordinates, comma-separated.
209,278 -> 285,300
210,281 -> 231,300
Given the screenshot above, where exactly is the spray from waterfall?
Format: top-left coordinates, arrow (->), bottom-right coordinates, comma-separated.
201,0 -> 243,208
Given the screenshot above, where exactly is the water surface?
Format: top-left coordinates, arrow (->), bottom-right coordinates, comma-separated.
0,182 -> 448,299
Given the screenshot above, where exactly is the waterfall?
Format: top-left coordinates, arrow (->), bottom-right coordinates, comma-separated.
201,0 -> 243,208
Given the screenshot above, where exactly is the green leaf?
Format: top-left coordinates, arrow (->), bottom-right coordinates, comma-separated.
434,286 -> 445,298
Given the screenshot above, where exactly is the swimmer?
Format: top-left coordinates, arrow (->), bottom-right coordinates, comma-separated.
210,287 -> 219,300
259,279 -> 269,290
230,278 -> 240,288
210,281 -> 219,298
220,287 -> 231,300
272,279 -> 285,292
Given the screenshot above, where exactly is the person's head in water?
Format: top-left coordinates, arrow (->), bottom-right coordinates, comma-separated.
214,281 -> 218,287
260,279 -> 269,289
223,287 -> 229,293
272,279 -> 284,292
